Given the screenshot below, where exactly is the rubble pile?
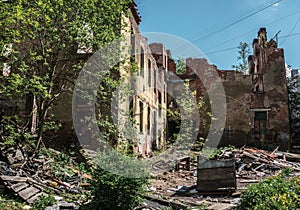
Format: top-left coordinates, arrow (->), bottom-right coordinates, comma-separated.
0,143 -> 92,209
146,147 -> 300,209
218,147 -> 300,183
1,143 -> 299,209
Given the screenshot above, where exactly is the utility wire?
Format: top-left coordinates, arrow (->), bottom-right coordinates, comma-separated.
280,16 -> 300,45
182,0 -> 281,42
203,9 -> 300,52
190,0 -> 283,45
174,0 -> 284,52
198,32 -> 300,57
280,32 -> 300,39
204,46 -> 238,56
196,44 -> 251,58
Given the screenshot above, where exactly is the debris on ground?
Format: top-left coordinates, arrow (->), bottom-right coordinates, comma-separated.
0,143 -> 299,209
0,143 -> 93,209
147,146 -> 300,209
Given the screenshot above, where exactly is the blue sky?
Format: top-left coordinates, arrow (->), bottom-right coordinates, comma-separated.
136,0 -> 300,70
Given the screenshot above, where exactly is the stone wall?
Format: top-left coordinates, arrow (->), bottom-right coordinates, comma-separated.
166,28 -> 290,150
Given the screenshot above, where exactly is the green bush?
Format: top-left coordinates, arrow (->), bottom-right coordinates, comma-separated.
91,151 -> 149,210
240,169 -> 300,210
32,195 -> 56,210
0,195 -> 25,210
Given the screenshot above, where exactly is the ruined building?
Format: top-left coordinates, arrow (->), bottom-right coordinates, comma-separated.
245,28 -> 290,149
119,6 -> 168,155
0,0 -> 291,155
0,2 -> 168,157
167,28 -> 290,150
71,2 -> 168,156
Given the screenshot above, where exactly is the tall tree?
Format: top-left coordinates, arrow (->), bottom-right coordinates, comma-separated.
232,42 -> 250,73
287,71 -> 300,147
0,0 -> 132,152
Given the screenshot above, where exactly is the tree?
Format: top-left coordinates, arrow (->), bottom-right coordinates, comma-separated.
287,71 -> 300,147
175,57 -> 186,75
166,79 -> 204,151
0,0 -> 132,153
232,42 -> 250,73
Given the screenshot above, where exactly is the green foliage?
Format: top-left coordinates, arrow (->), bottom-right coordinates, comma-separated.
0,195 -> 26,210
43,115 -> 61,132
175,57 -> 186,75
287,73 -> 300,146
0,0 -> 133,151
38,147 -> 56,157
232,42 -> 250,73
201,145 -> 236,159
91,151 -> 149,210
0,115 -> 34,146
240,169 -> 300,210
167,80 -> 205,151
57,151 -> 70,165
32,195 -> 56,210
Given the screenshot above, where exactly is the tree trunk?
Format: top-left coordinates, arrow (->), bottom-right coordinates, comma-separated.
33,99 -> 48,156
31,95 -> 38,134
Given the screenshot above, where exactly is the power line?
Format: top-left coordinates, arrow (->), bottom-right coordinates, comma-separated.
204,46 -> 238,56
203,9 -> 300,52
197,32 -> 300,57
279,32 -> 300,39
196,44 -> 251,58
173,0 -> 284,52
190,0 -> 283,45
280,16 -> 300,45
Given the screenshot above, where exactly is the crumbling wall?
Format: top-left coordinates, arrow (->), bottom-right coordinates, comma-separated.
166,28 -> 290,150
218,72 -> 252,147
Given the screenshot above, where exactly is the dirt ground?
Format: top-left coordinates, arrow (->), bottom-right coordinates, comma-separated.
147,161 -> 240,210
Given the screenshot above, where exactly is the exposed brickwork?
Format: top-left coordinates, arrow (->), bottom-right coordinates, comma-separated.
167,28 -> 290,150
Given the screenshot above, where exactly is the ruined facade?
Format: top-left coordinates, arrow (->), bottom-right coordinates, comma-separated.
120,6 -> 168,155
0,2 -> 168,157
167,28 -> 290,150
245,28 -> 290,149
71,2 -> 168,156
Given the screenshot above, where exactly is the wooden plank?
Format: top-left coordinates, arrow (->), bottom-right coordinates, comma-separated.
11,182 -> 29,192
176,156 -> 191,171
240,179 -> 259,183
198,158 -> 234,169
19,186 -> 40,200
281,152 -> 300,162
143,194 -> 190,210
243,151 -> 300,171
28,179 -> 61,194
198,178 -> 236,186
0,182 -> 5,194
206,203 -> 236,210
197,158 -> 236,192
198,167 -> 235,181
197,178 -> 236,191
198,173 -> 235,181
27,192 -> 47,204
0,175 -> 28,182
198,179 -> 236,187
